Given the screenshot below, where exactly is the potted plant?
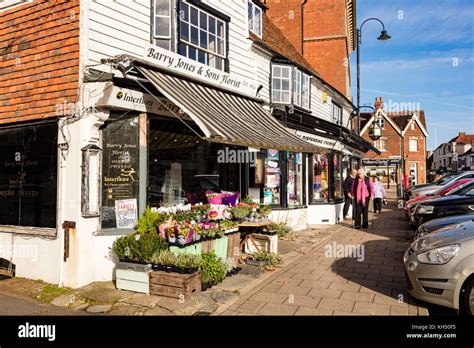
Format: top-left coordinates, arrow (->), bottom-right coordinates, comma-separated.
199,252 -> 227,288
150,250 -> 177,272
176,254 -> 201,274
192,204 -> 210,221
246,252 -> 282,267
229,205 -> 250,222
193,223 -> 203,241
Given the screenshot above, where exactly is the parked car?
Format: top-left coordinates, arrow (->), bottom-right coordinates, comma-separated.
415,215 -> 474,240
409,171 -> 474,198
404,179 -> 474,216
406,173 -> 453,199
404,220 -> 474,314
410,191 -> 474,227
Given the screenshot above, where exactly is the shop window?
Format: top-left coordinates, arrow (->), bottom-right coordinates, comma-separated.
178,0 -> 227,70
101,115 -> 140,229
248,1 -> 262,37
147,117 -> 240,207
153,0 -> 173,50
272,64 -> 292,104
0,122 -> 57,228
333,153 -> 343,201
332,102 -> 342,125
409,138 -> 418,152
264,149 -> 281,206
374,138 -> 387,151
287,152 -> 303,206
311,153 -> 329,202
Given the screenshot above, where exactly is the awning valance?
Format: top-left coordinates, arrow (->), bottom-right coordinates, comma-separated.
136,67 -> 319,153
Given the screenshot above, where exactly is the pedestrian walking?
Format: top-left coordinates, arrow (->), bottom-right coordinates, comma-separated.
342,168 -> 357,220
351,168 -> 374,229
372,176 -> 386,213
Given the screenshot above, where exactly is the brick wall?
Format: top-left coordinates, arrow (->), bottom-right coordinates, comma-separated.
362,115 -> 427,185
0,0 -> 80,125
265,0 -> 352,96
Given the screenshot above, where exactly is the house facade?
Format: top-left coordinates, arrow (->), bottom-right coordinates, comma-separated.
359,97 -> 428,187
0,0 -> 373,288
431,132 -> 474,173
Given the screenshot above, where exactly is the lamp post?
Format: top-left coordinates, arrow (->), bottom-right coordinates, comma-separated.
356,18 -> 391,135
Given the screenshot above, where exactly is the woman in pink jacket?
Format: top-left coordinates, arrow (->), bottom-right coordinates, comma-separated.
351,168 -> 374,229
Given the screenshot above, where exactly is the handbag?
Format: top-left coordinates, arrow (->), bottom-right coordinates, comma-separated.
383,199 -> 388,205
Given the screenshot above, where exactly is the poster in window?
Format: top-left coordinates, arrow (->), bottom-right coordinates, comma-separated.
267,149 -> 279,161
101,116 -> 140,229
115,199 -> 138,229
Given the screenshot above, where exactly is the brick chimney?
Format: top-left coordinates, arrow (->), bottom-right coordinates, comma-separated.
374,96 -> 384,110
459,132 -> 466,136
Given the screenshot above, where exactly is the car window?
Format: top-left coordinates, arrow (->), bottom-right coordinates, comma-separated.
448,182 -> 474,196
437,174 -> 457,185
464,188 -> 474,196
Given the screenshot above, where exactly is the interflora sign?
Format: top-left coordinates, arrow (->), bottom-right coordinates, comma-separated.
143,45 -> 260,98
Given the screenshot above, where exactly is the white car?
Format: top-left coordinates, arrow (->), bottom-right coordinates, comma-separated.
410,171 -> 474,198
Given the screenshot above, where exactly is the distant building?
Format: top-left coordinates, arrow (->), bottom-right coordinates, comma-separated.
431,133 -> 474,173
359,97 -> 429,187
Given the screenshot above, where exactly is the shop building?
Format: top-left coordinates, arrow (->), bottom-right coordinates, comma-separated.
1,0 -> 373,288
359,97 -> 429,187
431,132 -> 474,173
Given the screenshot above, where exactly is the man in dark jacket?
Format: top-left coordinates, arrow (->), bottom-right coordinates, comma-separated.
343,169 -> 357,220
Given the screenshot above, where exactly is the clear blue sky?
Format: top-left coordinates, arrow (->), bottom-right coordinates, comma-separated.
350,0 -> 474,150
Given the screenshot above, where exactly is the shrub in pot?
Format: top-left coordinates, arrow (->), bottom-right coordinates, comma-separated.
199,252 -> 227,286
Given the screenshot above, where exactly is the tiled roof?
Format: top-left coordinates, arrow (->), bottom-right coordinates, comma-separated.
249,12 -> 320,77
460,147 -> 473,157
448,133 -> 474,144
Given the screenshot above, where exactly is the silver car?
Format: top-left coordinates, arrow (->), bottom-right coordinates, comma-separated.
404,220 -> 474,314
410,171 -> 474,198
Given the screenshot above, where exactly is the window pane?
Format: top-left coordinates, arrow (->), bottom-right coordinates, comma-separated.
215,57 -> 223,70
198,50 -> 206,64
156,39 -> 170,50
178,43 -> 187,56
191,26 -> 199,45
191,7 -> 198,26
180,21 -> 189,42
272,90 -> 281,102
216,37 -> 222,55
217,21 -> 224,39
199,12 -> 207,30
188,46 -> 197,60
181,2 -> 189,21
209,34 -> 216,53
0,123 -> 58,228
281,67 -> 290,78
273,78 -> 281,90
282,91 -> 290,103
209,17 -> 216,34
155,17 -> 170,37
273,66 -> 281,77
282,79 -> 289,91
200,30 -> 208,49
254,6 -> 262,35
155,0 -> 170,15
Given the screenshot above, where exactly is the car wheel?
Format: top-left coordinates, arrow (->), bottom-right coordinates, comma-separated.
462,277 -> 474,316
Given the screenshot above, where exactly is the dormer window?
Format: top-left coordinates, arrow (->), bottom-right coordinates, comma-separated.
248,1 -> 262,37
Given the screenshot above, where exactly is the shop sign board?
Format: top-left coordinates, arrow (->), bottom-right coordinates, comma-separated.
292,130 -> 343,152
90,85 -> 184,117
143,45 -> 259,98
362,159 -> 401,166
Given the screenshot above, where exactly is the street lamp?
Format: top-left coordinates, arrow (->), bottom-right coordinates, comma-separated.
356,18 -> 391,135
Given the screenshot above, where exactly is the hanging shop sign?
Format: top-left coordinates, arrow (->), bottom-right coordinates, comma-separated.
143,45 -> 260,98
362,159 -> 401,166
90,85 -> 185,117
101,117 -> 140,229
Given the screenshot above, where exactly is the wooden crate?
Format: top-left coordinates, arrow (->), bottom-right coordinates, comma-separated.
244,233 -> 278,254
116,269 -> 151,294
149,271 -> 201,298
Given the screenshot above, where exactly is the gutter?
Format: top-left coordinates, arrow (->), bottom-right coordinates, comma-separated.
301,0 -> 308,55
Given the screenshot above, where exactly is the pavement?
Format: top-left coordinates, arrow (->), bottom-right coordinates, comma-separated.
0,191 -> 448,316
